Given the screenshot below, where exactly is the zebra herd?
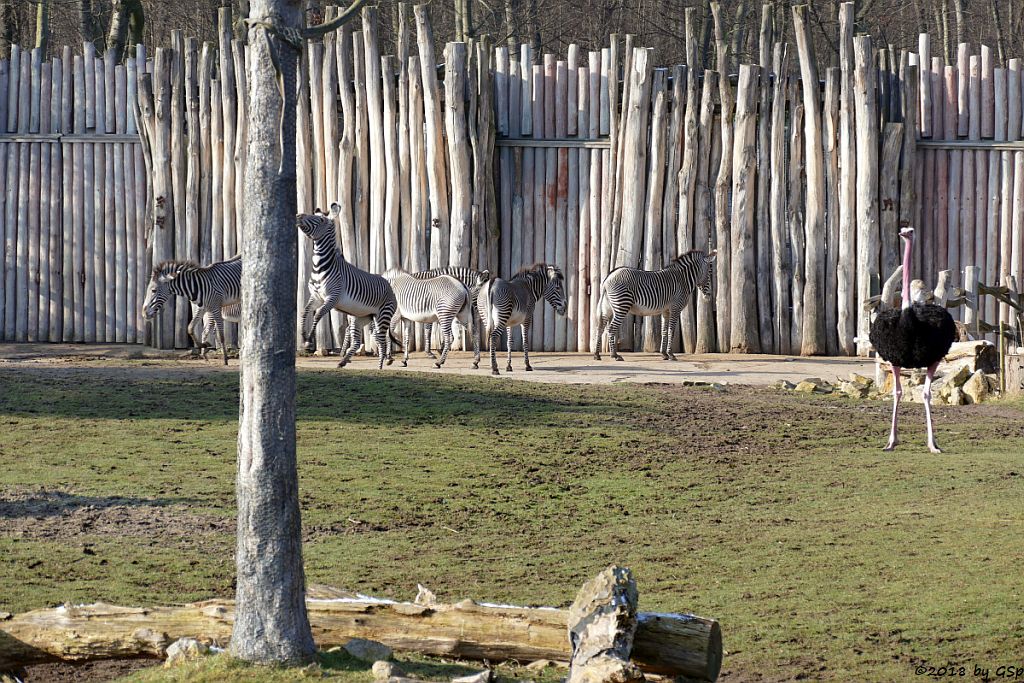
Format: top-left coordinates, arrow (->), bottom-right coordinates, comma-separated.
141,203 -> 717,374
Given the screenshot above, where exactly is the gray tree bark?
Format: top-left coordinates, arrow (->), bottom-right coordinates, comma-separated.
231,0 -> 314,665
79,0 -> 97,47
106,0 -> 144,63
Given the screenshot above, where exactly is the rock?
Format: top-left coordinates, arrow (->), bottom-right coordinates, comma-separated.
794,378 -> 832,394
163,637 -> 210,667
962,370 -> 990,404
838,380 -> 870,399
527,660 -> 555,671
941,340 -> 998,374
567,655 -> 645,683
775,380 -> 796,390
681,380 -> 710,387
567,566 -> 642,683
709,382 -> 726,392
452,671 -> 493,683
849,373 -> 874,387
948,387 -> 965,406
344,638 -> 393,662
372,660 -> 404,682
415,583 -> 438,606
984,373 -> 1000,394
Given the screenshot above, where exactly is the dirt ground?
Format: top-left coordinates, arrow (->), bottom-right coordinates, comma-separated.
0,342 -> 877,386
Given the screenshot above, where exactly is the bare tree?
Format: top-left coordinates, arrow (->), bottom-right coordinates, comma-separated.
79,0 -> 98,47
231,0 -> 364,665
106,0 -> 145,61
35,0 -> 50,51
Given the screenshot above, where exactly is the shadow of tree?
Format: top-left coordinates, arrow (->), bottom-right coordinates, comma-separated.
0,490 -> 204,520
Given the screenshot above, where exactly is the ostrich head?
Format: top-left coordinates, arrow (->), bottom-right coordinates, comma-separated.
899,226 -> 914,241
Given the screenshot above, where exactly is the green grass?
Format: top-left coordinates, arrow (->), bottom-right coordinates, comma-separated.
1,364 -> 1023,681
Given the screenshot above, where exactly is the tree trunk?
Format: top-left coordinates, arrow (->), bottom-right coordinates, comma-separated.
34,0 -> 49,53
711,2 -> 733,351
232,0 -> 314,665
79,0 -> 97,48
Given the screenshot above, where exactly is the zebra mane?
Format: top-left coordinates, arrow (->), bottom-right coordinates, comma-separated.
514,262 -> 562,279
152,260 -> 199,280
666,250 -> 709,268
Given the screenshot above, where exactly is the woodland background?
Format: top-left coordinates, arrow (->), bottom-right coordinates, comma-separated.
3,0 -> 1024,70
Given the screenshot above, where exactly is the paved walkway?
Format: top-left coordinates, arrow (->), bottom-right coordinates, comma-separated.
0,343 -> 876,386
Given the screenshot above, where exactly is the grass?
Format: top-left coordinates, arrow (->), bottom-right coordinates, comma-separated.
1,363 -> 1023,681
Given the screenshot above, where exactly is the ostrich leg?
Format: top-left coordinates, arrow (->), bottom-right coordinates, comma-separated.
884,366 -> 902,451
923,361 -> 942,453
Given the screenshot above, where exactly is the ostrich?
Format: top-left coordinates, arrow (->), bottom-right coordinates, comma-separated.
869,227 -> 956,453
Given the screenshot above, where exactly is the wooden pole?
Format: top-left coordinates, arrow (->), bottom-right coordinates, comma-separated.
694,71 -> 718,354
60,47 -> 74,342
837,2 -> 856,355
564,50 -> 579,350
1,50 -> 16,340
786,70 -> 804,351
793,4 -> 826,355
71,54 -> 85,342
531,61 -> 545,350
770,46 -> 791,355
169,39 -> 186,348
756,3 -> 775,354
901,62 -> 921,282
986,67 -> 1005,330
854,36 -> 879,356
577,61 -> 591,352
92,52 -> 107,341
677,9 -> 701,354
218,9 -> 236,268
919,33 -> 931,138
363,8 -> 385,273
407,55 -> 427,272
589,51 -> 603,353
962,54 -> 979,274
24,51 -> 39,342
397,4 -> 413,272
445,42 -> 471,270
823,67 -> 840,355
642,68 -> 668,353
711,3 -> 732,351
414,5 -> 449,269
663,64 -> 685,354
879,123 -> 903,301
113,62 -> 127,343
544,53 -> 557,350
496,45 -> 511,276
729,64 -> 761,353
947,64 -> 962,292
1000,59 -> 1020,325
382,55 -> 401,269
352,31 -> 370,270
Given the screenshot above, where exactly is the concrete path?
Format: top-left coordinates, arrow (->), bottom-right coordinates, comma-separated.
0,343 -> 876,387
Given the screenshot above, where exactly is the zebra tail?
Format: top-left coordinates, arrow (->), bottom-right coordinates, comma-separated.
477,279 -> 495,337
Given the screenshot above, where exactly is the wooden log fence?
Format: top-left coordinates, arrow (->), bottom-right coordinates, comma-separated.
1,2 -> 1024,355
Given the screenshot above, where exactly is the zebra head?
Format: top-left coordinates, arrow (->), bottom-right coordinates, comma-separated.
697,250 -> 717,299
142,261 -> 185,319
296,202 -> 341,242
544,265 -> 567,315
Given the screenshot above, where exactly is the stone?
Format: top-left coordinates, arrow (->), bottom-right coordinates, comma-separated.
372,660 -> 404,682
984,373 -> 1000,394
941,340 -> 998,374
567,566 -> 641,683
962,370 -> 990,404
526,660 -> 555,671
837,380 -> 870,399
849,373 -> 874,387
794,378 -> 832,394
344,638 -> 393,662
163,637 -> 210,667
567,655 -> 645,683
949,387 -> 965,406
452,671 -> 493,683
775,380 -> 796,390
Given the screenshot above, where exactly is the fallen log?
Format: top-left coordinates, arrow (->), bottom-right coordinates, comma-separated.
0,587 -> 721,682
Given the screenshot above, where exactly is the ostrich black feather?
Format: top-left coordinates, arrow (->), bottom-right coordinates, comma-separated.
869,303 -> 956,369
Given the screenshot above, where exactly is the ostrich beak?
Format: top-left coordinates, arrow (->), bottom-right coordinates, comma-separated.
899,227 -> 914,239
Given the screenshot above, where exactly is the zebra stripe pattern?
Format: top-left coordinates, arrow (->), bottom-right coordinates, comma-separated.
142,255 -> 242,365
594,250 -> 717,361
411,266 -> 490,357
478,263 -> 567,375
297,204 -> 398,369
384,269 -> 480,369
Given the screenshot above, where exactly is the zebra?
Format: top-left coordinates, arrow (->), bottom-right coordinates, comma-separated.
297,204 -> 397,369
411,266 -> 490,358
142,255 -> 242,365
593,250 -> 717,362
477,263 -> 567,376
383,269 -> 480,369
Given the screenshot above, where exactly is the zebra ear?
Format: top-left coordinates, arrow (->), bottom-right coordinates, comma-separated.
329,202 -> 342,218
708,249 -> 718,262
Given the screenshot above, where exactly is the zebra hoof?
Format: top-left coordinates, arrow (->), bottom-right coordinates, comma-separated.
506,366 -> 513,373
525,365 -> 533,372
668,354 -> 678,361
337,359 -> 349,368
386,358 -> 394,366
593,354 -> 602,361
613,355 -> 624,362
472,362 -> 479,369
426,352 -> 437,359
491,369 -> 500,376
434,362 -> 443,369
661,354 -> 669,360
401,361 -> 408,367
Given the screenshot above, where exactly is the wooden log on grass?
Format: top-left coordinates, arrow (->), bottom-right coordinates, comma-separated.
729,65 -> 760,353
853,36 -> 879,356
0,589 -> 721,682
793,4 -> 825,355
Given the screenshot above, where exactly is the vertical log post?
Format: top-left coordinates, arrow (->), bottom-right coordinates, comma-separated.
854,36 -> 879,356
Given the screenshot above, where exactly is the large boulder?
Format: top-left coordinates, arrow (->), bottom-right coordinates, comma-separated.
164,637 -> 210,667
962,370 -> 990,404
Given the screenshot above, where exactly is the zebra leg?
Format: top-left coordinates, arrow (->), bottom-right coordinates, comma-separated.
489,326 -> 501,375
521,319 -> 533,371
338,318 -> 361,368
660,312 -> 671,360
666,308 -> 680,360
308,297 -> 338,356
402,319 -> 411,367
208,306 -> 228,366
187,306 -> 205,356
201,311 -> 217,360
608,312 -> 625,361
424,323 -> 436,359
300,293 -> 321,352
436,317 -> 454,369
506,326 -> 515,372
469,314 -> 480,370
593,312 -> 607,361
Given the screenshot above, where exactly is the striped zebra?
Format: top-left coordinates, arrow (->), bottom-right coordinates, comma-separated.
478,263 -> 567,375
384,269 -> 480,369
142,255 -> 242,365
411,266 -> 490,358
593,250 -> 716,361
297,204 -> 397,369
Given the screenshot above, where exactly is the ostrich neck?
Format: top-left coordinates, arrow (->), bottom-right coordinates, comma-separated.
901,235 -> 913,310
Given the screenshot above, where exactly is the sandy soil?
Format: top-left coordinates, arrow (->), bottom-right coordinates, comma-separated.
0,342 -> 877,387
